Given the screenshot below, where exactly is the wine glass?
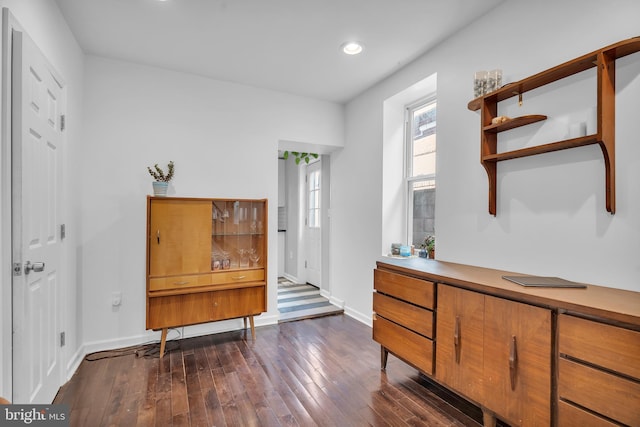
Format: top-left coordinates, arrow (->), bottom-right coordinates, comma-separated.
249,251 -> 260,267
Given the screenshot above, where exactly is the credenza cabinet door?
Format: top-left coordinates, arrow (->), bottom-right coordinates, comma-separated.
483,295 -> 551,426
435,285 -> 485,405
148,199 -> 212,277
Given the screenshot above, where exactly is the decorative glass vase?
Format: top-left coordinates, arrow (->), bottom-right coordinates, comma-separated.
152,181 -> 168,197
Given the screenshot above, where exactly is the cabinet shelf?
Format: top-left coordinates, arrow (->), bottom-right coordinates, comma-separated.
483,115 -> 547,133
468,37 -> 640,112
471,37 -> 640,215
482,135 -> 599,162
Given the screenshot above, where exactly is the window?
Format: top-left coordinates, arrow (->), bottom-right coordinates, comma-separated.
406,98 -> 436,247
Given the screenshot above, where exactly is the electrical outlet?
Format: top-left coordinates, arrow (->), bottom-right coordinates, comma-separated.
112,291 -> 122,307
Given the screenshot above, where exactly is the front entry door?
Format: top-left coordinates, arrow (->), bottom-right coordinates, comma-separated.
11,28 -> 64,404
304,160 -> 321,287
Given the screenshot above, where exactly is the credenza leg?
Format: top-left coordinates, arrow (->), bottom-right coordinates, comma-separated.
249,316 -> 256,340
381,346 -> 389,371
482,409 -> 496,427
159,328 -> 168,358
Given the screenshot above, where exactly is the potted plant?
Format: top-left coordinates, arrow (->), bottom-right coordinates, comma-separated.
423,235 -> 435,259
147,161 -> 174,197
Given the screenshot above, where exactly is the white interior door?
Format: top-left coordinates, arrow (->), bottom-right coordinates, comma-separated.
305,160 -> 321,287
11,28 -> 64,404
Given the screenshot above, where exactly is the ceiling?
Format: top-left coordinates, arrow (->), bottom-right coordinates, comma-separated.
54,0 -> 503,104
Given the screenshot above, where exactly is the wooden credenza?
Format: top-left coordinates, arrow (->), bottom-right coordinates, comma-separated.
146,196 -> 267,357
373,257 -> 640,427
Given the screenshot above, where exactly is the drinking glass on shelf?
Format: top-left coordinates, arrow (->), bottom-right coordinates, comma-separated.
249,251 -> 260,267
238,249 -> 250,268
474,70 -> 487,97
221,251 -> 230,270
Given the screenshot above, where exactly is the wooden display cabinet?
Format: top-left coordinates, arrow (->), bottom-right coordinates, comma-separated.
146,196 -> 267,357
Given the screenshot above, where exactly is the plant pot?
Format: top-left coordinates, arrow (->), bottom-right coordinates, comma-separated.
152,181 -> 168,197
428,249 -> 435,259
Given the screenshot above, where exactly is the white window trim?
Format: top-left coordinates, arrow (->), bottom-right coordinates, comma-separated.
404,96 -> 436,245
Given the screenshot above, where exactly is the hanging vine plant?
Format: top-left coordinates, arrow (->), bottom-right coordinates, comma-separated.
283,151 -> 319,165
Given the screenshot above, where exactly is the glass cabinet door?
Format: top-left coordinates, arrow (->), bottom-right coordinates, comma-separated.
211,200 -> 265,271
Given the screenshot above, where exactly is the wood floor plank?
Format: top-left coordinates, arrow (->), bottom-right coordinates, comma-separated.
170,349 -> 189,416
202,387 -> 227,427
54,315 -> 488,427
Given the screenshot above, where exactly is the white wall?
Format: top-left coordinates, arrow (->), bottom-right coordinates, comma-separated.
0,0 -> 84,399
333,0 -> 640,324
79,56 -> 344,351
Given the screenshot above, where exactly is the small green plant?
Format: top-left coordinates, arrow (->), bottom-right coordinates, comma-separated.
147,161 -> 174,182
422,235 -> 435,251
283,151 -> 319,165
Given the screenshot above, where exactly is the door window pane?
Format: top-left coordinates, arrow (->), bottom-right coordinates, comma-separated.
308,169 -> 320,228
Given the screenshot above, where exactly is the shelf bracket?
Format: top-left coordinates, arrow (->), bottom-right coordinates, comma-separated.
597,51 -> 616,214
481,100 -> 498,216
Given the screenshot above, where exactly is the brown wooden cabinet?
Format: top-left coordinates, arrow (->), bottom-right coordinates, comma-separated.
146,196 -> 267,357
436,284 -> 551,426
374,257 -> 640,426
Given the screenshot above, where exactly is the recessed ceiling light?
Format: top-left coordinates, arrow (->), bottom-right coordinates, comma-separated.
341,42 -> 364,55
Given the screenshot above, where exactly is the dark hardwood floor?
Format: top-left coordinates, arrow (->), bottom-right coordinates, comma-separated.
54,315 -> 484,426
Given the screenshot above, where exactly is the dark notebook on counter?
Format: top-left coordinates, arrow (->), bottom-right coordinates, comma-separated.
502,275 -> 587,288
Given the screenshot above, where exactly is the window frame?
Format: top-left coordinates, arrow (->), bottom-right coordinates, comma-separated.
405,95 -> 437,246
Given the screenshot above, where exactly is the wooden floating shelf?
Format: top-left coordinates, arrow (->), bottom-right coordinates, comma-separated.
482,135 -> 599,162
470,37 -> 640,215
483,115 -> 547,133
468,37 -> 640,112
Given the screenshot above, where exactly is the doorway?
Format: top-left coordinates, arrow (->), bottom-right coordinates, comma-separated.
278,151 -> 331,295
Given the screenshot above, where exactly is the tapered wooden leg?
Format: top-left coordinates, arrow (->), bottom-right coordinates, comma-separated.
381,346 -> 389,371
244,317 -> 248,330
482,409 -> 496,427
159,328 -> 168,358
249,316 -> 255,340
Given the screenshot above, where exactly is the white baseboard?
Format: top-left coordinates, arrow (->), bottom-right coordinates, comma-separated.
69,313 -> 280,379
329,295 -> 345,308
281,273 -> 301,284
343,306 -> 372,327
65,346 -> 86,382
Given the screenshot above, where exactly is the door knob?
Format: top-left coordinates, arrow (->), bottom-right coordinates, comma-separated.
24,261 -> 45,274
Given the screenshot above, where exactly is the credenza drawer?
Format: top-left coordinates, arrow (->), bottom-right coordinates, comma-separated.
558,358 -> 640,426
373,292 -> 433,338
147,286 -> 266,330
373,315 -> 433,375
211,268 -> 264,285
374,269 -> 434,309
559,314 -> 640,379
149,273 -> 213,291
557,400 -> 619,427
